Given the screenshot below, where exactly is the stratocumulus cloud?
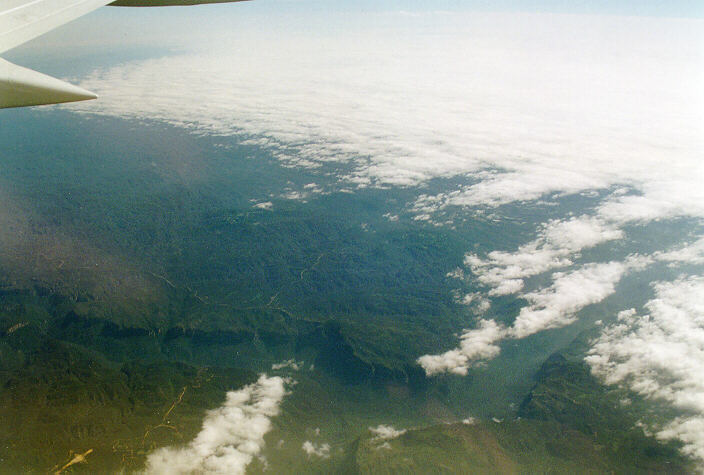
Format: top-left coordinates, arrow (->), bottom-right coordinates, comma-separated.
418,259 -> 649,376
70,13 -> 703,214
586,277 -> 704,462
464,215 -> 624,296
655,238 -> 704,266
145,375 -> 289,475
509,260 -> 633,338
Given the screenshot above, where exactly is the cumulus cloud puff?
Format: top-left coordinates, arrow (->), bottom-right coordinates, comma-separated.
586,276 -> 704,462
369,425 -> 407,441
145,375 -> 289,475
418,319 -> 505,376
271,359 -> 302,371
301,441 -> 330,459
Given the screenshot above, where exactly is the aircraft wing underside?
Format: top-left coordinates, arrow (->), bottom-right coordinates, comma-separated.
0,0 -> 245,108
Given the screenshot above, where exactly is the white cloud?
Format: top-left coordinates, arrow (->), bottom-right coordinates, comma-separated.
418,319 -> 506,376
655,238 -> 704,266
369,425 -> 407,441
254,201 -> 273,210
542,216 -> 625,251
301,441 -> 330,459
144,375 -> 290,475
488,278 -> 525,296
586,276 -> 704,463
271,359 -> 302,371
464,215 -> 624,297
419,259 -> 647,376
303,183 -> 324,194
509,261 -> 630,339
68,13 -> 702,218
281,191 -> 307,201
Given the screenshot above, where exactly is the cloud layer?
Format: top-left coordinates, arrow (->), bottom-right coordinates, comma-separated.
69,13 -> 703,211
145,375 -> 289,475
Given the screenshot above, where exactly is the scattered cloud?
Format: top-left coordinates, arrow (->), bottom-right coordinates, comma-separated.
586,276 -> 704,463
655,238 -> 704,266
303,183 -> 323,193
301,441 -> 330,459
419,258 -> 649,376
271,359 -> 302,371
254,201 -> 273,210
145,375 -> 290,475
463,215 -> 624,297
418,319 -> 505,376
281,190 -> 307,201
509,260 -> 633,339
369,425 -> 407,441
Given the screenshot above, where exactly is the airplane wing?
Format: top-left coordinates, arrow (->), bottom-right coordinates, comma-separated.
0,0 -> 246,109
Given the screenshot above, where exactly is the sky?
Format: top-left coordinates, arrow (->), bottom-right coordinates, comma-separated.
4,0 -> 704,470
6,0 -> 704,61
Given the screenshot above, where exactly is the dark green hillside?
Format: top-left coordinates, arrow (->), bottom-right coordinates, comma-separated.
0,318 -> 255,473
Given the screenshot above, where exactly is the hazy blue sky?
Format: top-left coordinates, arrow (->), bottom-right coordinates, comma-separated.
106,0 -> 704,19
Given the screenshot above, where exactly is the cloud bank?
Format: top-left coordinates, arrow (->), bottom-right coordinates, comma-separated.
145,375 -> 289,475
69,13 -> 702,212
586,276 -> 704,462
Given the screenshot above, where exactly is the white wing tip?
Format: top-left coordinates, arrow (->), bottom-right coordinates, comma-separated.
1,58 -> 98,108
